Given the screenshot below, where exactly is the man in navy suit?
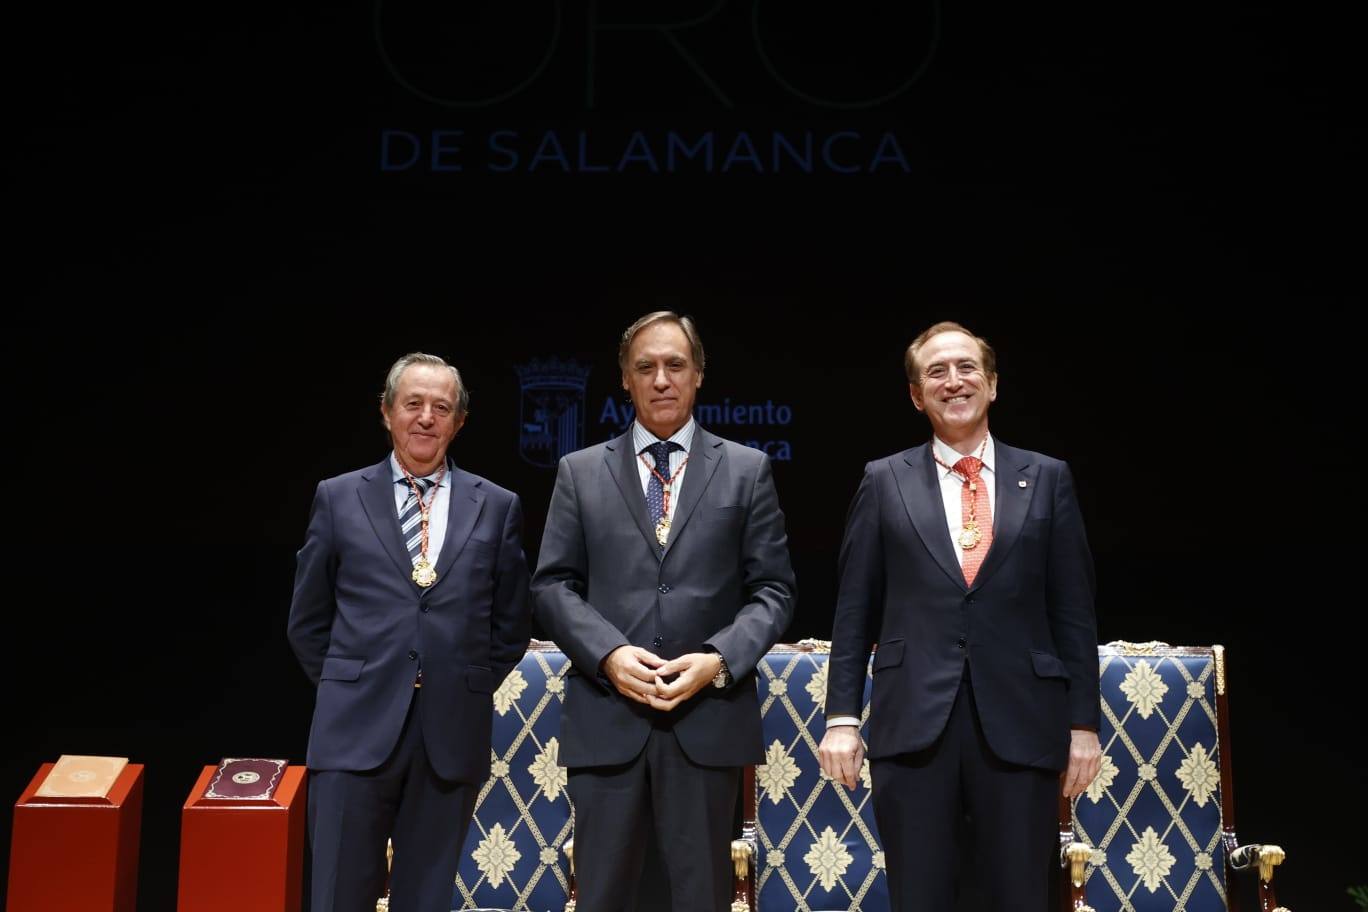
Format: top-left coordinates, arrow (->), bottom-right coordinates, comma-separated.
819,321 -> 1101,911
533,312 -> 796,912
288,352 -> 530,912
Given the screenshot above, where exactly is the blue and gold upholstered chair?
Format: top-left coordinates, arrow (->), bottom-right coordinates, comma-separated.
736,640 -> 889,912
377,640 -> 577,912
1059,642 -> 1292,912
734,641 -> 1295,912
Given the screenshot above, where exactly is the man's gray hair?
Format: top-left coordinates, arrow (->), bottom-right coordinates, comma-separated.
381,352 -> 469,415
618,311 -> 706,373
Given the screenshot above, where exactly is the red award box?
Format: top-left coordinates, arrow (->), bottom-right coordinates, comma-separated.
177,760 -> 306,912
7,760 -> 145,912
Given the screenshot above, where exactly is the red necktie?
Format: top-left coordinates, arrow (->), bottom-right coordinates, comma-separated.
954,456 -> 993,585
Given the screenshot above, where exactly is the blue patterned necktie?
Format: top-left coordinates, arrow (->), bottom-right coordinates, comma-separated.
398,476 -> 436,564
643,441 -> 679,545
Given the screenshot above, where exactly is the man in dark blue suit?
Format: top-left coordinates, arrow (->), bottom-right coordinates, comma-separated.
533,312 -> 796,912
288,352 -> 531,912
819,322 -> 1101,911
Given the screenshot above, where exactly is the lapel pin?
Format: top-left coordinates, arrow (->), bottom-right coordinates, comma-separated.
1018,480 -> 1029,488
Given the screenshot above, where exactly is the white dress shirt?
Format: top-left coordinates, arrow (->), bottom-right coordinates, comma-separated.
390,453 -> 452,564
631,419 -> 696,537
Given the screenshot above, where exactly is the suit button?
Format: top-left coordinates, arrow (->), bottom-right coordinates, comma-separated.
956,637 -> 967,649
658,585 -> 671,593
420,603 -> 431,613
652,636 -> 664,648
408,650 -> 418,660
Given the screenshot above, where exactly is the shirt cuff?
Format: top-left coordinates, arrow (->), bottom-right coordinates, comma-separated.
826,716 -> 861,729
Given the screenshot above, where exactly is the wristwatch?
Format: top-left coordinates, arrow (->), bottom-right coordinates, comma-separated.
711,654 -> 731,689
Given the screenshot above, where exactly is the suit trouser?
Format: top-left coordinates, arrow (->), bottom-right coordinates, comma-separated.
568,725 -> 739,912
871,671 -> 1058,912
307,688 -> 479,912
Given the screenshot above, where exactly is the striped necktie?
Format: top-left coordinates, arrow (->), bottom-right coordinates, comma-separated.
398,476 -> 436,565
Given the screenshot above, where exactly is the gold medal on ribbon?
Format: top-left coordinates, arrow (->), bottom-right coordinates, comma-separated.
398,463 -> 446,589
412,559 -> 437,588
639,445 -> 690,549
958,521 -> 982,550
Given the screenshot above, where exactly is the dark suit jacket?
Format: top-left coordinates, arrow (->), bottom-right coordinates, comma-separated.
826,440 -> 1098,772
532,427 -> 796,768
287,456 -> 531,784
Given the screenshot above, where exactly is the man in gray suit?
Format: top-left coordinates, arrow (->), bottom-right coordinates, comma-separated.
289,352 -> 531,912
533,312 -> 796,912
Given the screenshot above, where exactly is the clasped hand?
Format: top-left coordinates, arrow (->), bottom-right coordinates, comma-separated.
601,646 -> 721,711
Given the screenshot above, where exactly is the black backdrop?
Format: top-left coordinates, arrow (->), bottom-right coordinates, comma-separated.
6,1 -> 1362,910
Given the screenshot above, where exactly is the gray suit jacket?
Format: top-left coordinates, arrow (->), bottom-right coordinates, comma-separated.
532,427 -> 796,768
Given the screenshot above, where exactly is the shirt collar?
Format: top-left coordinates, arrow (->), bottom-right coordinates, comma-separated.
632,418 -> 695,454
931,434 -> 995,477
389,452 -> 450,486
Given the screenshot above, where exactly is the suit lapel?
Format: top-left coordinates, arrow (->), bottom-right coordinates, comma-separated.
967,440 -> 1038,592
605,432 -> 660,557
358,457 -> 414,581
661,426 -> 723,558
432,464 -> 485,589
892,444 -> 967,590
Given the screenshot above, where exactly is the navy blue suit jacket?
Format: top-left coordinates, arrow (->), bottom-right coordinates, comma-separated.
826,440 -> 1098,772
288,457 -> 531,783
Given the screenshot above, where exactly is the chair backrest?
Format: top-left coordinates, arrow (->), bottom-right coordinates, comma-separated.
1066,643 -> 1232,912
751,642 -> 890,912
453,642 -> 573,912
442,641 -> 1242,911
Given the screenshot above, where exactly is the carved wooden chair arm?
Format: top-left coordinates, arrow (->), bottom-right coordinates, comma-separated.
1229,841 -> 1291,911
563,838 -> 577,912
1059,841 -> 1097,912
730,838 -> 754,912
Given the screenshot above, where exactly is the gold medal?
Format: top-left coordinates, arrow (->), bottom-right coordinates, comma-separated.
398,462 -> 446,590
640,444 -> 690,548
412,559 -> 437,588
958,521 -> 982,550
